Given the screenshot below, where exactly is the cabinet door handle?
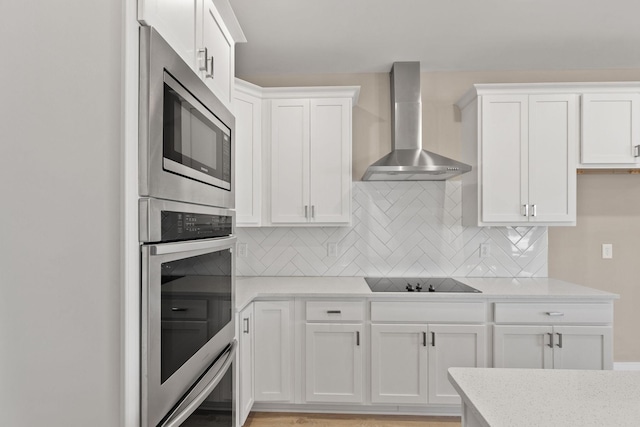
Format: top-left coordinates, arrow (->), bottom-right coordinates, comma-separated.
422,332 -> 427,347
243,317 -> 250,334
356,331 -> 360,346
546,312 -> 564,317
531,204 -> 537,217
311,205 -> 315,219
556,332 -> 563,348
547,332 -> 554,348
523,204 -> 529,217
171,307 -> 188,312
635,145 -> 640,158
326,310 -> 341,314
206,56 -> 214,79
304,205 -> 309,218
197,47 -> 209,72
431,331 -> 436,347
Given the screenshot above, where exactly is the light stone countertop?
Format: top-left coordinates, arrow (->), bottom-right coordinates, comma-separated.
448,367 -> 640,427
235,276 -> 618,311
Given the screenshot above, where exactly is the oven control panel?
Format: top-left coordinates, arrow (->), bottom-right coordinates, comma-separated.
161,211 -> 232,241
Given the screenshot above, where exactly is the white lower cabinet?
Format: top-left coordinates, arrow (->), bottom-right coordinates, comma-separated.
253,301 -> 293,402
494,325 -> 612,370
370,323 -> 486,405
238,303 -> 254,426
371,324 -> 428,404
304,323 -> 364,403
427,324 -> 487,405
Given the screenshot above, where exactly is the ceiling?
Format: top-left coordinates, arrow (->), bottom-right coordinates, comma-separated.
230,0 -> 640,76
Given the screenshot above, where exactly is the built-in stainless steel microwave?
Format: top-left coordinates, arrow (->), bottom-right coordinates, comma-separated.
139,27 -> 234,209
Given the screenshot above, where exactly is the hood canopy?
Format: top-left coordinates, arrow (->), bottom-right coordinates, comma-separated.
362,62 -> 471,181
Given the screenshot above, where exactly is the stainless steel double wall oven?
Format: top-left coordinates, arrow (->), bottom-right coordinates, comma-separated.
139,27 -> 236,427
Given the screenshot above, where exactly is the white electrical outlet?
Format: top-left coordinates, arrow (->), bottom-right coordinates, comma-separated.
238,243 -> 248,258
327,242 -> 338,257
480,243 -> 491,258
602,243 -> 613,259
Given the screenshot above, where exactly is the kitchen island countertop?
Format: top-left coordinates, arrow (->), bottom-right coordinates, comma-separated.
448,367 -> 640,426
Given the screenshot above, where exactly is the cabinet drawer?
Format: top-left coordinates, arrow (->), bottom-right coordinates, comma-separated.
371,301 -> 485,323
161,299 -> 208,320
306,301 -> 364,322
494,303 -> 612,324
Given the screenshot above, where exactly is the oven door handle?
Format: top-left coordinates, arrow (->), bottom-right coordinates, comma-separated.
160,340 -> 237,427
150,236 -> 237,256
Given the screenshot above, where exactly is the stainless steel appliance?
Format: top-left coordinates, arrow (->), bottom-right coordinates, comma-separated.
139,26 -> 234,209
140,198 -> 237,427
365,277 -> 481,293
361,62 -> 471,181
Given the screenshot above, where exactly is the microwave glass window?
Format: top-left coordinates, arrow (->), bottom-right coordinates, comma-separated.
163,83 -> 231,188
159,249 -> 232,383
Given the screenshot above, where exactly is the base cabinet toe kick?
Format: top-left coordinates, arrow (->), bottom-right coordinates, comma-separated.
236,297 -> 614,424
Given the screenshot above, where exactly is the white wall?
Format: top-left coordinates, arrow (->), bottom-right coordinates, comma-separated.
0,1 -> 125,425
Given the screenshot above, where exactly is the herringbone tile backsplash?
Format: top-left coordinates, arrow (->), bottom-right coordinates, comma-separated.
236,181 -> 548,277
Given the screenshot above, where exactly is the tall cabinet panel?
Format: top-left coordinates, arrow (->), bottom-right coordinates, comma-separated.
309,99 -> 352,224
528,95 -> 577,223
270,99 -> 311,224
480,95 -> 529,223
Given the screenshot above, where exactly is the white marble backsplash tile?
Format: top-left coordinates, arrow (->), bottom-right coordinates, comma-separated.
236,181 -> 548,277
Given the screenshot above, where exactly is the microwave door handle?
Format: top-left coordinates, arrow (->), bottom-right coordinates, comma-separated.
150,236 -> 237,256
161,340 -> 237,427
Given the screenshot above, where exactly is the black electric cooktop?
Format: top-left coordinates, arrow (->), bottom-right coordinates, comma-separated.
364,277 -> 482,293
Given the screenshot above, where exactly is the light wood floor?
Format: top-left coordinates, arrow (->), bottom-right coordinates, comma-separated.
244,412 -> 461,427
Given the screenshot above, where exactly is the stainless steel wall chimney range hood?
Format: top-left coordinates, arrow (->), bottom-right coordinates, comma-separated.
361,62 -> 471,181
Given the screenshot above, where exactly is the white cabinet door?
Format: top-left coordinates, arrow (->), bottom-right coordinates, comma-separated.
481,95 -> 529,223
371,324 -> 428,405
197,0 -> 233,106
238,304 -> 254,426
234,85 -> 262,226
309,99 -> 351,223
582,93 -> 640,165
528,95 -> 577,223
304,323 -> 363,403
270,99 -> 310,224
552,326 -> 613,370
254,301 -> 293,402
427,324 -> 487,405
494,325 -> 553,369
138,0 -> 197,69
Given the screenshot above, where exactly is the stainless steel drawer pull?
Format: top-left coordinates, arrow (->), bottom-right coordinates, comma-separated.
532,204 -> 537,217
326,310 -> 341,314
305,205 -> 309,218
206,56 -> 214,79
243,318 -> 250,334
547,332 -> 554,348
171,307 -> 188,312
556,332 -> 563,348
546,312 -> 565,317
523,204 -> 529,217
635,145 -> 640,157
311,205 -> 315,219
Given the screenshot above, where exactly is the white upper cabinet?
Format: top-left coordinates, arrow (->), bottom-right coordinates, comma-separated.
458,85 -> 578,226
138,0 -> 246,108
265,87 -> 359,226
581,92 -> 640,166
234,80 -> 262,226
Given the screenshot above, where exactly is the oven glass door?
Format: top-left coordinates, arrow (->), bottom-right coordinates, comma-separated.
163,71 -> 232,191
142,237 -> 236,427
